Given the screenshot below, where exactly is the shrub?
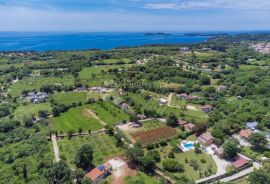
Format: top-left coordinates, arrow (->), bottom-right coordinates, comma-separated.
146,144 -> 155,150
200,158 -> 206,163
162,159 -> 184,172
159,140 -> 167,146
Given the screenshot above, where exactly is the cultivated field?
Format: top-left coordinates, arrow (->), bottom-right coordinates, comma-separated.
131,126 -> 178,146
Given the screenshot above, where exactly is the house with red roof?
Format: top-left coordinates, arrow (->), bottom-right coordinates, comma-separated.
198,132 -> 214,145
183,123 -> 195,132
239,129 -> 252,140
85,163 -> 112,183
232,156 -> 249,169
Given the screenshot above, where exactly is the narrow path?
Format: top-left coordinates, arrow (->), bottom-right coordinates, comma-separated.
51,135 -> 60,162
86,109 -> 107,126
167,93 -> 173,106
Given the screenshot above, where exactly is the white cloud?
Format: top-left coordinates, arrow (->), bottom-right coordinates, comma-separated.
0,4 -> 270,32
144,0 -> 270,10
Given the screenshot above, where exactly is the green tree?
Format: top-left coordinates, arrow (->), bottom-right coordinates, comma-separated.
74,144 -> 93,170
147,150 -> 161,162
249,169 -> 270,184
166,113 -> 178,127
126,146 -> 144,164
81,177 -> 93,184
162,159 -> 184,172
73,168 -> 84,184
45,160 -> 73,184
248,133 -> 267,150
223,141 -> 239,159
139,154 -> 156,171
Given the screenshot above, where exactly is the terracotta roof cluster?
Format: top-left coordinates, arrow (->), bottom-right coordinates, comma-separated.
239,129 -> 252,139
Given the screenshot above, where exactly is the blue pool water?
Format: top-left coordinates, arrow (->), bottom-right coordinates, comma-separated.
0,32 -> 211,51
183,143 -> 194,149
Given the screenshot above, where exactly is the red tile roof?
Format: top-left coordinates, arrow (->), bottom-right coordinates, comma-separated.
239,129 -> 252,139
85,168 -> 104,181
232,156 -> 248,169
178,120 -> 188,126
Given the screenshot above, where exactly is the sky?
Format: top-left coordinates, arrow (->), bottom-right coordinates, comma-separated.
0,0 -> 270,32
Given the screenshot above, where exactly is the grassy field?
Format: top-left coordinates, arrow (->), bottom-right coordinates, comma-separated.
241,146 -> 263,160
52,91 -> 106,106
51,105 -> 103,133
156,144 -> 217,180
53,92 -> 88,106
10,75 -> 74,97
79,65 -> 132,87
127,92 -> 207,122
58,133 -> 124,167
125,172 -> 160,184
97,58 -> 131,64
14,102 -> 52,120
89,101 -> 129,125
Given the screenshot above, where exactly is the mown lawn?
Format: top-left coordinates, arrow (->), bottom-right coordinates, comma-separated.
156,146 -> 217,180
125,172 -> 160,184
14,102 -> 52,120
51,105 -> 103,133
58,133 -> 124,167
89,101 -> 129,125
10,75 -> 74,97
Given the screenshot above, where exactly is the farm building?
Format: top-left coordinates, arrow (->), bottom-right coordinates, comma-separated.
201,105 -> 213,113
246,122 -> 258,131
159,98 -> 167,105
198,132 -> 214,146
27,92 -> 48,104
178,93 -> 188,100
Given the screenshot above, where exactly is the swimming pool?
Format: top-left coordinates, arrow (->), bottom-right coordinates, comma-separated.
183,143 -> 194,149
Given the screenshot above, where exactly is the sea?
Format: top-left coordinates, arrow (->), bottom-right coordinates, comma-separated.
0,32 -> 212,51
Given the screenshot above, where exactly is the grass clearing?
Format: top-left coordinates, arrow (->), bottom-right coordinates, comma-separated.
51,105 -> 103,133
89,101 -> 129,126
58,133 -> 124,167
14,102 -> 52,120
10,75 -> 74,97
125,172 -> 160,184
53,92 -> 88,106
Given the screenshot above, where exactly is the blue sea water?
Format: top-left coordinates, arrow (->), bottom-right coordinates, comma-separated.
0,32 -> 211,51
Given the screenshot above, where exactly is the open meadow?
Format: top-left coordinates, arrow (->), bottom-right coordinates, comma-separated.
58,133 -> 124,167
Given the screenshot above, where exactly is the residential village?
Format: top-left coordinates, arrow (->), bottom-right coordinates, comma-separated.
1,35 -> 270,183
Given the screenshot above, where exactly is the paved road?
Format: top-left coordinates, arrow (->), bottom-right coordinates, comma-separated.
220,162 -> 261,183
51,135 -> 60,162
196,154 -> 228,183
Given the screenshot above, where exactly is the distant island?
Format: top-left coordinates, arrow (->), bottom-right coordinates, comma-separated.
144,32 -> 172,36
184,33 -> 229,37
